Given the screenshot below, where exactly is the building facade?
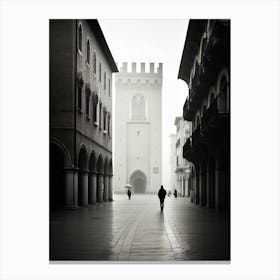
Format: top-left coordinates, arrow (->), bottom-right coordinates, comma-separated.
114,62 -> 162,193
174,117 -> 192,197
169,134 -> 177,193
50,20 -> 118,209
178,20 -> 230,211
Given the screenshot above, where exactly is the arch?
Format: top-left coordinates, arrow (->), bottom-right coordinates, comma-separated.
97,154 -> 104,174
216,68 -> 230,93
129,169 -> 147,194
78,145 -> 88,171
50,137 -> 71,167
207,86 -> 216,107
78,23 -> 82,52
50,141 -> 66,209
216,68 -> 230,113
89,151 -> 96,173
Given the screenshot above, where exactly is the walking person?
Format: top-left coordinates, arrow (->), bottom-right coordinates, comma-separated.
127,189 -> 131,200
174,189 -> 177,198
158,185 -> 167,211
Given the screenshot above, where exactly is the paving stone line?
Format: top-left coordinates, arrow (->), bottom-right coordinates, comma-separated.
164,211 -> 188,261
118,210 -> 146,261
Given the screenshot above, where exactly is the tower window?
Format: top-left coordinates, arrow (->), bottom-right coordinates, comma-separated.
131,95 -> 146,119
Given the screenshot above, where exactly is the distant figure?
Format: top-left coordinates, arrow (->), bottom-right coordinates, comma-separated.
168,190 -> 172,197
174,189 -> 177,198
158,185 -> 167,211
127,189 -> 131,200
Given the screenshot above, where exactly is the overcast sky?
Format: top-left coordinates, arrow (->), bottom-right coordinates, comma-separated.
99,19 -> 189,187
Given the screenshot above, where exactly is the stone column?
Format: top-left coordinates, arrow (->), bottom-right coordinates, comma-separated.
88,172 -> 97,204
215,158 -> 226,210
79,170 -> 89,206
207,161 -> 215,208
200,165 -> 207,206
103,175 -> 109,202
64,167 -> 78,209
109,175 -> 113,201
195,169 -> 200,204
97,173 -> 103,203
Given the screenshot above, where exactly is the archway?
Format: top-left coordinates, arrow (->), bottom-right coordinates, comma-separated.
50,142 -> 65,209
130,170 -> 147,194
78,146 -> 88,206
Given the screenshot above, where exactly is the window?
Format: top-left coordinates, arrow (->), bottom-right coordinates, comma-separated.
92,94 -> 98,123
131,95 -> 146,119
103,109 -> 107,131
86,40 -> 90,65
99,102 -> 102,128
85,86 -> 91,117
108,78 -> 111,97
104,72 -> 106,90
78,25 -> 82,52
99,63 -> 102,82
93,52 -> 96,74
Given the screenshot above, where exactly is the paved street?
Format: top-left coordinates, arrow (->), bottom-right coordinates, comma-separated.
50,194 -> 230,261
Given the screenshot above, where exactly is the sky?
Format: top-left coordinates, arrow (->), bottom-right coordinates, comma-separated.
99,19 -> 189,187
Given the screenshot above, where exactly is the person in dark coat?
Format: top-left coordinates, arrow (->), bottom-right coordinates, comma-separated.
127,189 -> 131,200
158,185 -> 167,211
174,189 -> 177,198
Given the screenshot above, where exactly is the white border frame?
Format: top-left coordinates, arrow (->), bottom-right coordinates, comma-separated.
0,0 -> 280,279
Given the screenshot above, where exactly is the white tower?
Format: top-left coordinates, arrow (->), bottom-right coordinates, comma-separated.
114,62 -> 162,193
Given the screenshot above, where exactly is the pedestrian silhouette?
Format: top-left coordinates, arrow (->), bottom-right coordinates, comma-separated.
127,189 -> 131,200
158,185 -> 167,211
174,189 -> 177,198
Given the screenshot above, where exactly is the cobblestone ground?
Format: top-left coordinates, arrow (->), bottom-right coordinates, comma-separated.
50,194 -> 230,261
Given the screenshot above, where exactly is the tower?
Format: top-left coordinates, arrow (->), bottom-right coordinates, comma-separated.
114,62 -> 162,193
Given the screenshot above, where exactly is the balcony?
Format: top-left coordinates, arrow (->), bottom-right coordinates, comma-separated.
201,94 -> 230,138
183,138 -> 191,161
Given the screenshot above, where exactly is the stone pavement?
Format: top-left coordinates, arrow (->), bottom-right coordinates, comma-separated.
50,194 -> 230,261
